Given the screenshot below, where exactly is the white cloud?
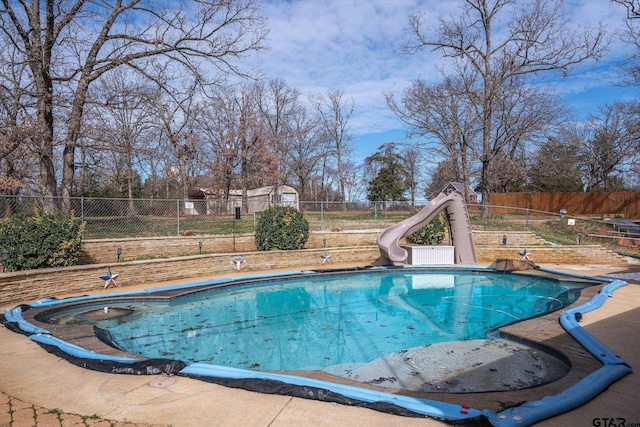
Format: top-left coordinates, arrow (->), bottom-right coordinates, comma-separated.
254,0 -> 446,134
251,0 -> 636,145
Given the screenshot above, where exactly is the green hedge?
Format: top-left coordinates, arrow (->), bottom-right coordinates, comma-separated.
255,206 -> 309,250
0,211 -> 85,271
406,213 -> 446,245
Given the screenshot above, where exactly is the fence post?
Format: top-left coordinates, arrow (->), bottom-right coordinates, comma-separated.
80,196 -> 84,223
177,200 -> 180,236
320,201 -> 324,231
384,200 -> 388,228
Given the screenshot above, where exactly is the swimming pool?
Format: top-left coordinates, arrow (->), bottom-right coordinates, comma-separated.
2,265 -> 632,427
38,269 -> 580,374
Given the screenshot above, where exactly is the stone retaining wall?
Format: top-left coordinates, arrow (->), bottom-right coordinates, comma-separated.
80,231 -> 381,264
475,245 -> 628,264
1,246 -> 380,308
79,230 -> 548,265
1,230 -> 633,309
472,231 -> 549,246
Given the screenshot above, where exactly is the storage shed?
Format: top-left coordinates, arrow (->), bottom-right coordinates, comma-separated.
188,185 -> 299,214
442,182 -> 477,203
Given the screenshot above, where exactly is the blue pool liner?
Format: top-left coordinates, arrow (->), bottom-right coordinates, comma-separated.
29,333 -> 141,363
180,363 -> 482,420
2,265 -> 633,427
484,275 -> 632,427
3,306 -> 49,335
484,364 -> 631,427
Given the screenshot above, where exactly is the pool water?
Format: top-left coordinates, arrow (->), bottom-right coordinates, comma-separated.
51,269 -> 585,372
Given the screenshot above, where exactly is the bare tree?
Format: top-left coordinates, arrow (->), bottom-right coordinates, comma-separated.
386,73 -> 480,204
154,82 -> 202,203
574,102 -> 640,191
341,158 -> 362,203
485,149 -> 528,192
0,121 -> 37,215
139,128 -> 173,200
254,79 -> 300,187
526,135 -> 584,192
612,0 -> 640,18
425,159 -> 461,199
201,83 -> 275,212
486,77 -> 567,193
0,0 -> 268,212
403,148 -> 421,207
403,0 -> 608,212
83,70 -> 155,213
0,55 -> 33,204
310,89 -> 354,207
0,25 -> 39,208
200,88 -> 240,198
612,0 -> 640,85
284,105 -> 325,200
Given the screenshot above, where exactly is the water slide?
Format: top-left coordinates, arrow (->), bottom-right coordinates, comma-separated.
377,190 -> 477,265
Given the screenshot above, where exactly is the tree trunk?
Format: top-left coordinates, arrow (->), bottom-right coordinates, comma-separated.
480,157 -> 491,216
127,150 -> 135,216
60,78 -> 90,214
36,79 -> 58,213
460,149 -> 472,206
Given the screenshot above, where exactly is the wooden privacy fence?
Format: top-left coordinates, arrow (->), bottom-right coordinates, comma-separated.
490,192 -> 640,219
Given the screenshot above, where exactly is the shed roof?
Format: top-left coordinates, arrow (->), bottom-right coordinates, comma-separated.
190,185 -> 298,199
443,182 -> 476,196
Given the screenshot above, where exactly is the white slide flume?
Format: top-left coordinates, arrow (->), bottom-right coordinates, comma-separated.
376,191 -> 477,265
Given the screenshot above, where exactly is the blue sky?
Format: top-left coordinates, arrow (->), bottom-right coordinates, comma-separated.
251,0 -> 638,162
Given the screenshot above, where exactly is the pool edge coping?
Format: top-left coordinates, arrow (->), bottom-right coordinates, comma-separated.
1,264 -> 633,427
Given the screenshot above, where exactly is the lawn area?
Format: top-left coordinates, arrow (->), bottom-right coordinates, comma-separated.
81,210 -> 415,239
471,214 -> 640,259
82,214 -> 258,239
78,208 -> 640,261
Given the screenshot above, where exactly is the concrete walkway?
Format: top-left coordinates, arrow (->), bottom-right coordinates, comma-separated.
534,265 -> 640,427
0,324 -> 445,427
1,264 -> 638,426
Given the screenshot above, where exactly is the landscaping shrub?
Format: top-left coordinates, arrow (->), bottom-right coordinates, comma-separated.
0,210 -> 85,271
406,213 -> 446,245
255,206 -> 309,250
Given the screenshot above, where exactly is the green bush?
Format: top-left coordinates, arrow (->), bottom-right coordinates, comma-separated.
255,206 -> 309,251
406,213 -> 446,245
0,210 -> 86,271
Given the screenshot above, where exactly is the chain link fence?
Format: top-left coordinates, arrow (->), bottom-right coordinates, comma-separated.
0,194 -> 638,259
0,195 -> 420,239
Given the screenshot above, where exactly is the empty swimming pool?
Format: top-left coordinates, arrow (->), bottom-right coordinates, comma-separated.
2,265 -> 631,426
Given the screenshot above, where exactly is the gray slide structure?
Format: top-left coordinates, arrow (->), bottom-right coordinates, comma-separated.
377,190 -> 478,265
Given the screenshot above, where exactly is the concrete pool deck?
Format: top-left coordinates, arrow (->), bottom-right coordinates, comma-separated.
1,263 -> 639,426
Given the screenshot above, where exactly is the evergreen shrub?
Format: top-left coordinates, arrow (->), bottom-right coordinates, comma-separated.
255,206 -> 309,250
0,210 -> 85,271
406,213 -> 447,245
